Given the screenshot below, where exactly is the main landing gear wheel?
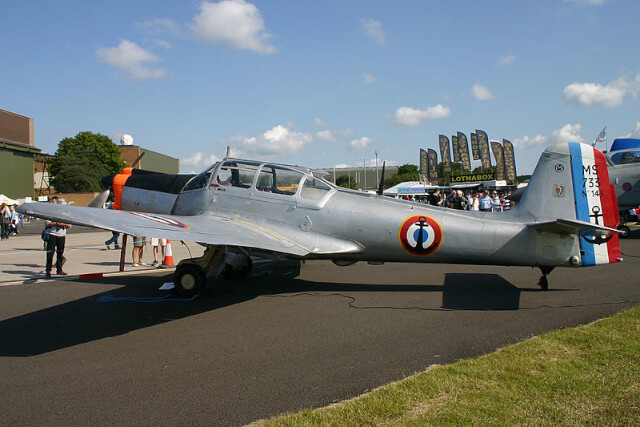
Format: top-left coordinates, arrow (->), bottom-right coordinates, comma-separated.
174,264 -> 205,297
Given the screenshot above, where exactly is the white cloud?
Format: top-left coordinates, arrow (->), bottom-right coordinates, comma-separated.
363,73 -> 376,84
313,118 -> 327,127
563,74 -> 640,108
512,123 -> 584,149
229,125 -> 311,158
350,136 -> 373,152
563,0 -> 606,5
191,0 -> 276,54
136,18 -> 181,36
155,40 -> 172,49
181,152 -> 220,171
472,83 -> 494,100
361,18 -> 386,46
499,54 -> 517,66
391,105 -> 451,126
316,130 -> 336,142
96,40 -> 167,80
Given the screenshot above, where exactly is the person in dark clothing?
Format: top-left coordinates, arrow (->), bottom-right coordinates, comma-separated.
428,190 -> 443,206
44,197 -> 70,277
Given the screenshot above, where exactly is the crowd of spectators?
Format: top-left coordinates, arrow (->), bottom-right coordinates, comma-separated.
398,189 -> 514,212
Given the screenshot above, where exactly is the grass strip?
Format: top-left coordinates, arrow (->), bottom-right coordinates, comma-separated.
255,305 -> 640,425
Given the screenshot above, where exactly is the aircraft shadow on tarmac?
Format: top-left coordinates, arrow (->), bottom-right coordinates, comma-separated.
0,263 -> 545,357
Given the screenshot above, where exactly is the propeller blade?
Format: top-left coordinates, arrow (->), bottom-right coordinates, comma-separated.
87,189 -> 111,208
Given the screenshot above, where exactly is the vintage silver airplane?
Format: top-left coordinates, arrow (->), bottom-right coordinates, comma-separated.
17,142 -> 622,296
606,138 -> 640,236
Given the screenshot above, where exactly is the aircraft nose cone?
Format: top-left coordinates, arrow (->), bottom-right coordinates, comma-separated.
100,174 -> 115,189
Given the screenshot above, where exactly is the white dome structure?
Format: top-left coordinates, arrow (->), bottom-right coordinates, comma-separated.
120,134 -> 134,145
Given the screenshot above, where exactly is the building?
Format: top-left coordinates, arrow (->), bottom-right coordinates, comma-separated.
119,144 -> 180,174
0,109 -> 42,199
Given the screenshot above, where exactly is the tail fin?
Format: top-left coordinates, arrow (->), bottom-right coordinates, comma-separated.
516,142 -> 622,266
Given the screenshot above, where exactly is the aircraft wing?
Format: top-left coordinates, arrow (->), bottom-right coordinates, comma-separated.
528,218 -> 621,238
17,203 -> 361,257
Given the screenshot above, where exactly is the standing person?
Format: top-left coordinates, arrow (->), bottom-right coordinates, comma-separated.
478,190 -> 492,212
467,192 -> 479,211
428,190 -> 443,207
131,236 -> 147,266
103,202 -> 120,249
451,190 -> 466,210
45,196 -> 70,277
501,192 -> 513,211
9,205 -> 19,235
151,238 -> 166,266
0,203 -> 10,240
490,192 -> 503,212
105,231 -> 120,250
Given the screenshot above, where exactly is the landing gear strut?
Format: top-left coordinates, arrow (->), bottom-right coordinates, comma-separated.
173,245 -> 226,296
538,266 -> 554,291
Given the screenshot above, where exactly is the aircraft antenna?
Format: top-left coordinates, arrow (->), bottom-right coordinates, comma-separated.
224,146 -> 231,160
378,161 -> 386,195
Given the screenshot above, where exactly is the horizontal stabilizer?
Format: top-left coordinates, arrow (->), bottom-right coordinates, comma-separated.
528,218 -> 620,239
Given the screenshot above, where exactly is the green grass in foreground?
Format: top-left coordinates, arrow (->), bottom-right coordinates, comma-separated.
256,305 -> 640,425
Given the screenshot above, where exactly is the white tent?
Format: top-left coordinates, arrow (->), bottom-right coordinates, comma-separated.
383,181 -> 440,196
0,194 -> 19,205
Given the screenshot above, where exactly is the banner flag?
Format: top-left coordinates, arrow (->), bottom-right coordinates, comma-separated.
419,148 -> 429,184
502,139 -> 517,183
452,135 -> 460,162
476,129 -> 492,170
457,132 -> 471,171
471,132 -> 480,160
439,135 -> 452,175
428,149 -> 439,182
490,141 -> 506,181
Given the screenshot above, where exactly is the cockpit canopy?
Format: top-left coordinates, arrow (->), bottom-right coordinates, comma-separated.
608,138 -> 640,165
183,160 -> 334,201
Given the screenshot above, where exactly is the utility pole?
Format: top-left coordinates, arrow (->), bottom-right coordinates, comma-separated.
362,157 -> 366,190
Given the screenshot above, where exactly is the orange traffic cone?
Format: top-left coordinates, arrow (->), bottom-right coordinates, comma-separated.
162,239 -> 174,266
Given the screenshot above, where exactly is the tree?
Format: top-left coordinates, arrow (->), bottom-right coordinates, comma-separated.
50,132 -> 126,193
384,164 -> 419,188
335,174 -> 357,189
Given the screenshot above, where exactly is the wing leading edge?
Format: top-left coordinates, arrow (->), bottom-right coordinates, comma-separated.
17,203 -> 361,257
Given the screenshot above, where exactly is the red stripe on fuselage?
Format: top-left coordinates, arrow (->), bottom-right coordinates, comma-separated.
593,148 -> 622,263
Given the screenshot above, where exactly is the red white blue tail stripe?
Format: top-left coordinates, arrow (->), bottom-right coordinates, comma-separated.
569,143 -> 621,266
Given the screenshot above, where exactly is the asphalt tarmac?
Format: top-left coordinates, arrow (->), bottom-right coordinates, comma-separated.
1,232 -> 640,425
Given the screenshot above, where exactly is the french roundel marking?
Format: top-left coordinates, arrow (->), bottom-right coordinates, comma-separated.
399,215 -> 442,256
128,212 -> 191,229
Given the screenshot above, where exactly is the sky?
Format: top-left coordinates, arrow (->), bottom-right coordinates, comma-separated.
2,0 -> 640,175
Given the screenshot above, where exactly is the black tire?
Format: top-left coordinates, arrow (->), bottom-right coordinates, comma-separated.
619,225 -> 631,238
538,276 -> 549,291
174,264 -> 205,297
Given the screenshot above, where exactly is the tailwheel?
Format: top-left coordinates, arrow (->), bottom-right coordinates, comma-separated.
618,224 -> 631,238
537,275 -> 549,291
538,266 -> 553,291
174,264 -> 205,297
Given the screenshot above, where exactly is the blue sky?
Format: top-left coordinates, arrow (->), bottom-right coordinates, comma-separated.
2,0 -> 640,174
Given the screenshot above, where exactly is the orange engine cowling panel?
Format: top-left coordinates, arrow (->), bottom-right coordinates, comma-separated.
112,167 -> 133,210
